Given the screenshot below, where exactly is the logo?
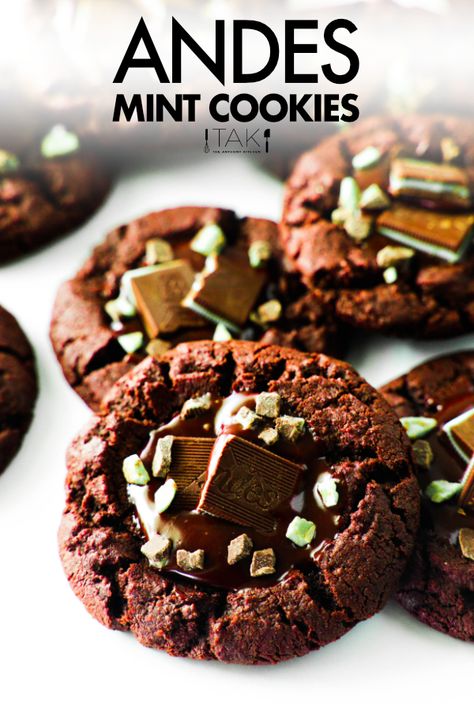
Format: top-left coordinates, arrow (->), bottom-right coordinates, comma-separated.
203,128 -> 271,155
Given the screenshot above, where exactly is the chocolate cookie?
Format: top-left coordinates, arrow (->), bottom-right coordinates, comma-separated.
58,340 -> 419,664
381,351 -> 474,641
0,306 -> 37,473
0,123 -> 110,262
51,206 -> 342,410
281,115 -> 474,338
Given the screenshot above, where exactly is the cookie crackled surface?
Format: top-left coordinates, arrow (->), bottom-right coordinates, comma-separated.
280,114 -> 474,338
59,340 -> 419,664
0,306 -> 37,473
51,206 -> 341,410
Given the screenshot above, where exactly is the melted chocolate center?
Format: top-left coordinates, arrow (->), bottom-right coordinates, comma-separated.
130,392 -> 342,590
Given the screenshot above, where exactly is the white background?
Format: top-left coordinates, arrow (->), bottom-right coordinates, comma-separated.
0,154 -> 472,711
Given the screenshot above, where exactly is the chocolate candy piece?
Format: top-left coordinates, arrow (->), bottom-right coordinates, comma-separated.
197,434 -> 303,533
227,533 -> 253,565
459,457 -> 474,511
235,405 -> 262,430
166,437 -> 214,510
389,158 -> 471,210
443,407 -> 474,462
146,338 -> 171,357
152,435 -> 174,477
141,534 -> 172,569
377,204 -> 474,263
250,548 -> 276,576
258,427 -> 279,446
276,415 -> 305,442
412,439 -> 434,469
182,253 -> 266,332
176,549 -> 205,571
458,527 -> 474,560
145,238 -> 174,265
181,393 -> 212,419
131,259 -> 205,338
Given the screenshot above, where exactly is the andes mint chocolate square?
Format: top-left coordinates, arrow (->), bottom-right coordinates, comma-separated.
182,253 -> 266,332
389,158 -> 471,210
442,407 -> 474,463
167,437 -> 214,511
131,259 -> 206,338
250,548 -> 276,576
377,204 -> 474,263
176,548 -> 205,571
197,434 -> 303,533
459,457 -> 474,511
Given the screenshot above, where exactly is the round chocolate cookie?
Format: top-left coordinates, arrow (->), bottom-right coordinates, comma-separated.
0,123 -> 111,262
59,340 -> 419,664
0,306 -> 37,474
51,206 -> 342,410
281,114 -> 474,338
382,351 -> 474,641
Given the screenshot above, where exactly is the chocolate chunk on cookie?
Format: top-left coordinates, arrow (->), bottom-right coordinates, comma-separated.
59,340 -> 418,664
281,114 -> 474,339
381,351 -> 474,641
0,123 -> 110,262
0,306 -> 37,473
51,206 -> 342,410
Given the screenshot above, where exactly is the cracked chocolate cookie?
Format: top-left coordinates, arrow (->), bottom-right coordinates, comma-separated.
0,306 -> 37,473
382,351 -> 474,641
58,340 -> 419,664
0,123 -> 110,262
281,115 -> 474,338
50,206 -> 342,410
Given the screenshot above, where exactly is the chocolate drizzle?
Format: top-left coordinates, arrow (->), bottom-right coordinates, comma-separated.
132,392 -> 342,590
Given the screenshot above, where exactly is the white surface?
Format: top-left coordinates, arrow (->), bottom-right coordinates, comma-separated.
0,154 -> 472,711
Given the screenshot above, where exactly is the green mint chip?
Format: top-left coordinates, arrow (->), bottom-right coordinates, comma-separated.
0,149 -> 20,172
248,240 -> 272,268
286,516 -> 316,547
383,266 -> 398,284
425,480 -> 462,503
213,322 -> 232,342
41,125 -> 80,158
190,223 -> 226,256
104,296 -> 136,322
117,331 -> 143,354
236,405 -> 262,430
400,416 -> 438,440
316,476 -> 339,508
123,454 -> 150,485
145,238 -> 174,265
154,478 -> 177,513
352,146 -> 382,171
339,177 -> 361,212
359,184 -> 391,211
